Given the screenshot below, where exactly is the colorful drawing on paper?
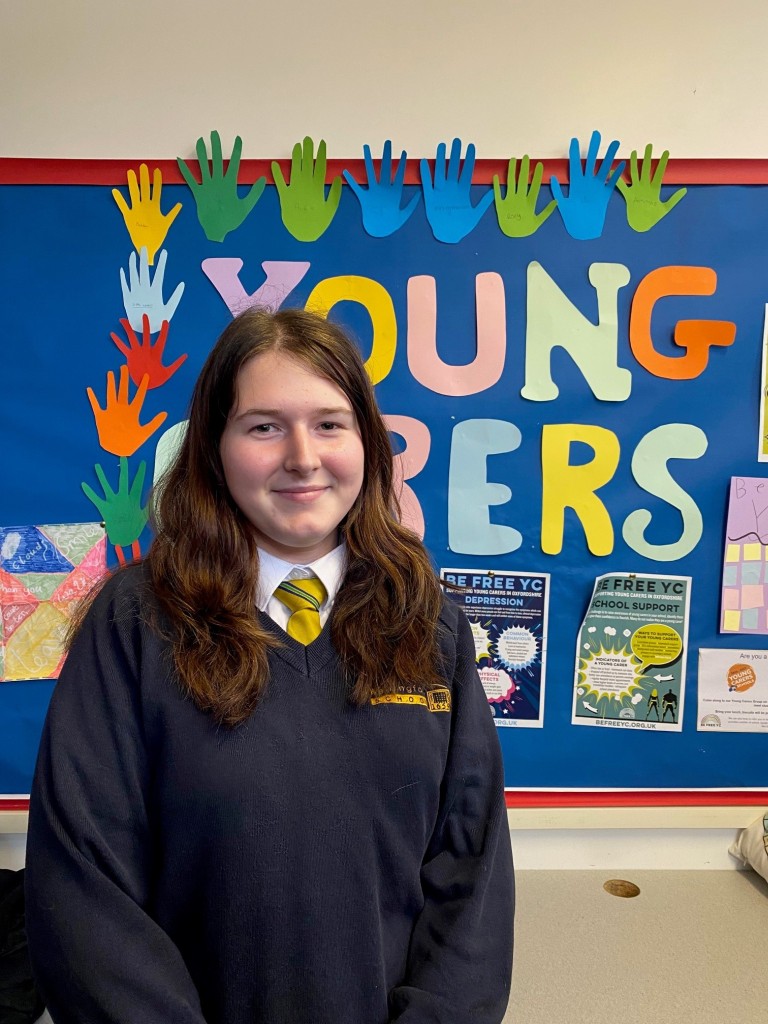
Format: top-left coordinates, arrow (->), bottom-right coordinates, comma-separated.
0,523 -> 107,681
440,568 -> 549,728
721,477 -> 768,634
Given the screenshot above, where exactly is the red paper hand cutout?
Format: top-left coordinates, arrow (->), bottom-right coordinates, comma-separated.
110,315 -> 187,389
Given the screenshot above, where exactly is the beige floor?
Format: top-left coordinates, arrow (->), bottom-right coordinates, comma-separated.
508,869 -> 768,1023
31,869 -> 768,1023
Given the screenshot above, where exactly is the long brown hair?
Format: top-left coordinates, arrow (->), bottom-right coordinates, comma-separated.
147,306 -> 445,725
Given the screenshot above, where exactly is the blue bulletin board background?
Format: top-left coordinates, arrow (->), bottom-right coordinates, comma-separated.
2,156 -> 768,797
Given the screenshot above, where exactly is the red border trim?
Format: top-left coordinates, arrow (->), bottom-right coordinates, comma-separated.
2,158 -> 768,187
2,792 -> 767,813
0,800 -> 29,811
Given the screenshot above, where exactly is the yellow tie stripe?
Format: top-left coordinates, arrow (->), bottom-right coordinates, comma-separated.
274,576 -> 327,645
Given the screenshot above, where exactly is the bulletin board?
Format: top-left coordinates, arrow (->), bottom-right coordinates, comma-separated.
3,136 -> 768,804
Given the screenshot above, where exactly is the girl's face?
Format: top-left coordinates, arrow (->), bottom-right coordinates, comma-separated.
219,349 -> 365,563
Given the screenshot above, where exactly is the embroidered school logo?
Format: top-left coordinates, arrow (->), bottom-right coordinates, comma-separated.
371,685 -> 451,712
427,688 -> 451,712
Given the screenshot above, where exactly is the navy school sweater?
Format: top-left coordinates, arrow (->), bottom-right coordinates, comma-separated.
25,565 -> 514,1023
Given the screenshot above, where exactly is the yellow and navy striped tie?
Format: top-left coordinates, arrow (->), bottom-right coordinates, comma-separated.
274,576 -> 327,645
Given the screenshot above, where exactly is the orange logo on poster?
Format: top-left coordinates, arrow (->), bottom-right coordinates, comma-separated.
727,663 -> 756,693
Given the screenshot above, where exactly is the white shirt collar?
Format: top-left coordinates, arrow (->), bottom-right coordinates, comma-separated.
256,544 -> 347,612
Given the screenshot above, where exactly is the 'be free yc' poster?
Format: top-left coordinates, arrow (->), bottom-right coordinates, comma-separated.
573,573 -> 691,732
441,568 -> 549,728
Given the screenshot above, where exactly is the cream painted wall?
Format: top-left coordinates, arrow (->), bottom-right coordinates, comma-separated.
1,0 -> 767,159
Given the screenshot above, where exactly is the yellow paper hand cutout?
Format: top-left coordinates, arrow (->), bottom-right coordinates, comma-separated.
112,164 -> 182,265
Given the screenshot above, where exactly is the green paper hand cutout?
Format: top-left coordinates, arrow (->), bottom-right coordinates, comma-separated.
81,457 -> 148,548
177,131 -> 265,243
493,156 -> 557,238
271,137 -> 342,242
617,144 -> 687,232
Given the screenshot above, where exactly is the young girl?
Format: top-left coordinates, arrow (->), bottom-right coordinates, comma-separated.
25,307 -> 514,1024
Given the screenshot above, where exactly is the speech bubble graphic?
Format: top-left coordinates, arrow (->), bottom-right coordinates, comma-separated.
497,625 -> 538,671
469,619 -> 493,662
479,666 -> 515,702
580,645 -> 639,702
631,623 -> 682,674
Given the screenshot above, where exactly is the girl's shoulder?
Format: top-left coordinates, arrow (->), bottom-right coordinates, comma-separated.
437,591 -> 461,635
436,593 -> 474,682
81,560 -> 155,634
95,559 -> 149,602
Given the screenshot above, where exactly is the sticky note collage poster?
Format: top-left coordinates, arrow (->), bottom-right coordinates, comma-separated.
721,477 -> 768,634
2,130 -> 768,794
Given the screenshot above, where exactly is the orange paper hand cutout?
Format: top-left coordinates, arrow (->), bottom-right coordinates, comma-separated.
87,365 -> 167,456
112,164 -> 182,265
110,315 -> 187,389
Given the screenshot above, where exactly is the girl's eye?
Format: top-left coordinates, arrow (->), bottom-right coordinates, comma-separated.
319,422 -> 340,431
250,423 -> 276,434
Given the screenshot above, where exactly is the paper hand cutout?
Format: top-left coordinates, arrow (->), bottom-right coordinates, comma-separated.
493,156 -> 557,238
120,247 -> 184,333
82,457 -> 148,549
110,314 -> 187,390
271,137 -> 342,242
550,131 -> 625,240
617,144 -> 687,232
177,131 -> 265,242
420,139 -> 494,244
343,141 -> 419,237
87,365 -> 167,457
112,164 -> 182,265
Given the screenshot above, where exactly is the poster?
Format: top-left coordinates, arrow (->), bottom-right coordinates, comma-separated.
759,306 -> 768,461
572,572 -> 691,731
721,476 -> 768,634
0,523 -> 107,682
698,648 -> 768,733
441,568 -> 549,728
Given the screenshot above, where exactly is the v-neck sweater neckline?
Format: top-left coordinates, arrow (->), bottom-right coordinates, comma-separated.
258,610 -> 339,676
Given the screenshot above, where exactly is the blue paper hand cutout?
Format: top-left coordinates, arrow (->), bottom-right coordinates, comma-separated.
343,141 -> 420,238
120,247 -> 185,333
420,139 -> 494,244
550,130 -> 625,240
